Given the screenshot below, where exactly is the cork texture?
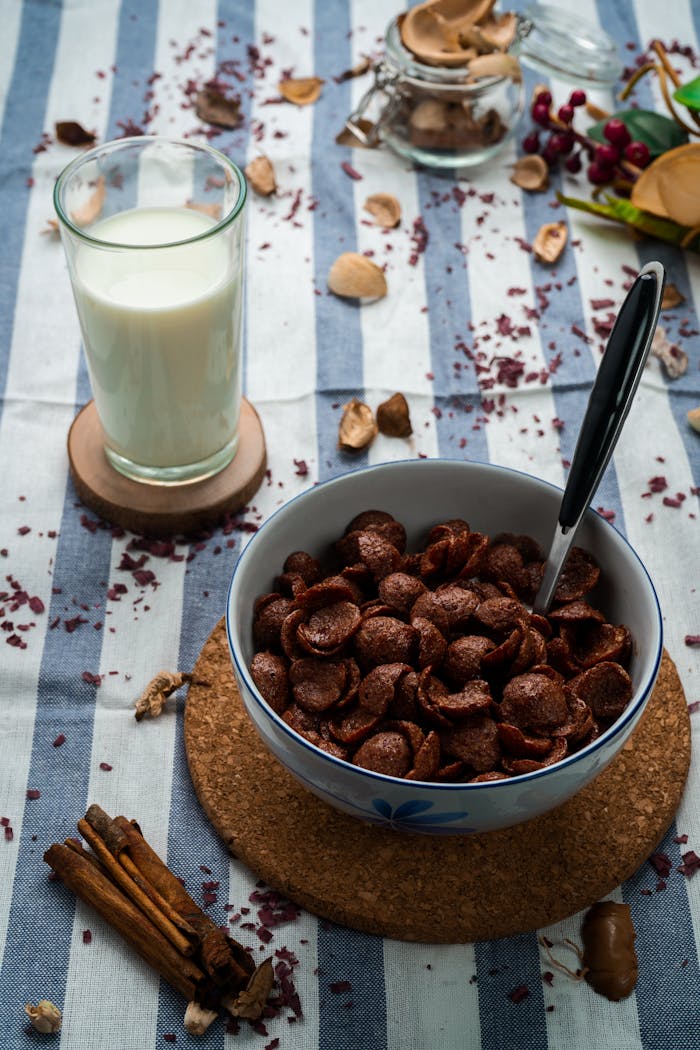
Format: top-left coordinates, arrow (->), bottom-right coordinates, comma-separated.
185,619 -> 690,943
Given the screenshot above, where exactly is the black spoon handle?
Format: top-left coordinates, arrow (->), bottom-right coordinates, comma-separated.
558,260 -> 665,530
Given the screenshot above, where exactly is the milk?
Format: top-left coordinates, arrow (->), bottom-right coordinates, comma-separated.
72,206 -> 242,474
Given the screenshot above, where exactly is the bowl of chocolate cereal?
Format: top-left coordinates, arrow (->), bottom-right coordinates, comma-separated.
226,459 -> 662,834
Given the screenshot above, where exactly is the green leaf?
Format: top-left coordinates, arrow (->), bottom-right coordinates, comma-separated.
588,109 -> 688,158
556,192 -> 700,253
673,76 -> 700,112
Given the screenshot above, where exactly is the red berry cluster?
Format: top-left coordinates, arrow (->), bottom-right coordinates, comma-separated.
523,88 -> 651,186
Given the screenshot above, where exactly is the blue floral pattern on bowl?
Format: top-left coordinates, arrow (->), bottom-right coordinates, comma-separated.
369,799 -> 475,834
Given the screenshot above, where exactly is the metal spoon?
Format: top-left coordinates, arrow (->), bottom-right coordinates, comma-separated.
532,260 -> 665,615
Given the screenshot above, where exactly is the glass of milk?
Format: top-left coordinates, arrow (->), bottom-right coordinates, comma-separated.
54,137 -> 247,485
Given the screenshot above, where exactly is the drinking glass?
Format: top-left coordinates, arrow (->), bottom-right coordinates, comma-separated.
54,136 -> 247,485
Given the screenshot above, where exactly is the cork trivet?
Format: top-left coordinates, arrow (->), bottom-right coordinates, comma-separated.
185,620 -> 690,942
67,398 -> 266,537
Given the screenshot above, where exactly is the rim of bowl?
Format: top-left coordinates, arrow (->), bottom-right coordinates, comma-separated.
227,459 -> 663,793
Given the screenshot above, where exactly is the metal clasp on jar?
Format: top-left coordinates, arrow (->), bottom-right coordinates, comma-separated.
343,62 -> 401,147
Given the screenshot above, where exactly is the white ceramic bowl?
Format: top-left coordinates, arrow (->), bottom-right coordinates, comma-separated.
226,460 -> 662,834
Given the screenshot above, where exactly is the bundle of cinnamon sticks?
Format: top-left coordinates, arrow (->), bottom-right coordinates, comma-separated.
44,805 -> 273,1035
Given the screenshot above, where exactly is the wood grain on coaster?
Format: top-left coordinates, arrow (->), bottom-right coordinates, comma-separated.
185,619 -> 690,943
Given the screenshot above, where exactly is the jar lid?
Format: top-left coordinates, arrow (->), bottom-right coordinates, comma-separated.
513,3 -> 622,87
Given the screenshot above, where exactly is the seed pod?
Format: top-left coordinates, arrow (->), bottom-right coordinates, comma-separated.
377,392 -> 412,437
581,901 -> 638,1001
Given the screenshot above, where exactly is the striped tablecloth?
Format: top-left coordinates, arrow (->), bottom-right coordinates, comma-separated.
1,0 -> 699,1047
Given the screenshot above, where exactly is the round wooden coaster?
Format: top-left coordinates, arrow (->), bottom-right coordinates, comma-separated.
184,620 -> 691,942
67,399 -> 267,537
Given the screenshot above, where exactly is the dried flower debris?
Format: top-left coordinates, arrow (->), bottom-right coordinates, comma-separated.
25,1000 -> 62,1034
134,670 -> 192,721
651,326 -> 688,378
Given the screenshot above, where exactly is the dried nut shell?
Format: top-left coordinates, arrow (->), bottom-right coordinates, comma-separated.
533,221 -> 567,264
467,52 -> 521,81
25,1001 -> 62,1034
377,393 -> 413,437
338,398 -> 377,451
336,57 -> 371,82
186,201 -> 222,220
364,193 -> 401,228
328,252 -> 387,300
510,155 -> 549,192
278,76 -> 324,105
688,407 -> 700,433
661,283 -> 685,310
195,87 -> 242,128
335,119 -> 377,148
400,0 -> 498,67
71,175 -> 106,226
245,155 -> 277,196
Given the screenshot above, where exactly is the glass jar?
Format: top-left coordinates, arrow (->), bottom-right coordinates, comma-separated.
345,4 -> 622,169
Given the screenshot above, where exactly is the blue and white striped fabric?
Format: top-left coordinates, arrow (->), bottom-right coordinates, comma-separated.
1,1 -> 699,1047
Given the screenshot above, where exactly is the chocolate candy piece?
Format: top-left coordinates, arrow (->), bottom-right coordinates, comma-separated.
581,901 -> 638,1001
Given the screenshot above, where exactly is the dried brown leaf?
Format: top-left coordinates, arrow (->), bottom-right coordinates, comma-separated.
510,155 -> 549,192
70,175 -> 106,226
55,121 -> 96,147
245,155 -> 277,196
364,192 -> 401,228
338,398 -> 377,451
651,326 -> 688,379
661,283 -> 685,310
135,670 -> 192,721
328,252 -> 387,300
195,87 -> 242,129
278,76 -> 324,105
229,958 -> 275,1020
533,221 -> 567,264
377,392 -> 413,437
336,119 -> 377,148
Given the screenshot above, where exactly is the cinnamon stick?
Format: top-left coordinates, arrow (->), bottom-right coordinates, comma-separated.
83,805 -> 199,952
113,816 -> 253,990
77,816 -> 196,958
44,843 -> 205,1003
